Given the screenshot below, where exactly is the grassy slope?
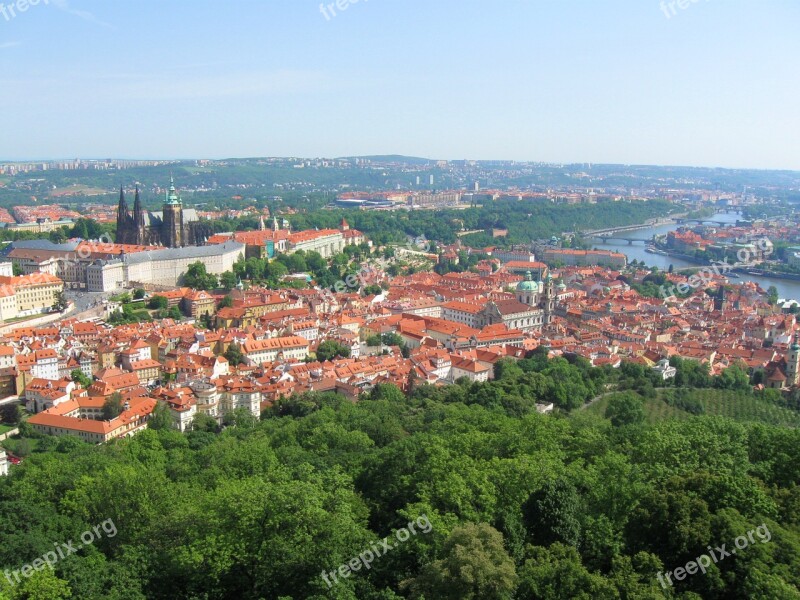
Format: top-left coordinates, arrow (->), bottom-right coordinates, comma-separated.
584,388 -> 800,428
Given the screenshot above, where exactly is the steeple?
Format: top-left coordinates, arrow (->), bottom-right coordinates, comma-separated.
165,175 -> 181,205
116,186 -> 129,224
133,186 -> 145,232
714,285 -> 727,312
273,216 -> 279,232
787,334 -> 800,387
161,177 -> 184,247
543,268 -> 555,324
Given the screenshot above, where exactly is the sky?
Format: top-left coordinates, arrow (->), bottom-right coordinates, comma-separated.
0,0 -> 798,169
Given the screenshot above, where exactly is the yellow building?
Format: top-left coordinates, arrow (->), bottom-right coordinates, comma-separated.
0,272 -> 64,321
182,289 -> 216,318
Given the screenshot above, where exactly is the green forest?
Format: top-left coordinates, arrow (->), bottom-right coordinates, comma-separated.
0,194 -> 672,254
287,198 -> 675,248
1,353 -> 798,599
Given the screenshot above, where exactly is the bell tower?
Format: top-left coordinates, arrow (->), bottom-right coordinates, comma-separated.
787,336 -> 800,387
116,186 -> 134,244
162,176 -> 183,247
133,186 -> 145,245
543,271 -> 555,324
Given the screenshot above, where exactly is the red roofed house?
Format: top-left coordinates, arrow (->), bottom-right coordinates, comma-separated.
28,396 -> 157,443
24,377 -> 76,413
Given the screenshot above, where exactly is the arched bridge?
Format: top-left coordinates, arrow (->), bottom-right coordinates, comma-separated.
675,218 -> 735,227
589,234 -> 651,245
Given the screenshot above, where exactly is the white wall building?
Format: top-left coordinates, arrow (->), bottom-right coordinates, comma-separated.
221,388 -> 262,416
31,350 -> 60,381
653,359 -> 677,380
87,260 -> 124,292
87,241 -> 245,291
287,230 -> 345,258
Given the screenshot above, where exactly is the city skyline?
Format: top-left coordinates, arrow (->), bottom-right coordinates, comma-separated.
1,1 -> 798,170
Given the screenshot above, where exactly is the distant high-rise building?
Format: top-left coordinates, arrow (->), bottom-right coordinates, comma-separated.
429,175 -> 434,185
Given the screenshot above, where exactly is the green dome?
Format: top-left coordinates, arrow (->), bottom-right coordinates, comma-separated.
165,176 -> 181,205
517,271 -> 540,292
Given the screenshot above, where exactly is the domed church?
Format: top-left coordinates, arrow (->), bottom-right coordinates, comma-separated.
475,270 -> 555,332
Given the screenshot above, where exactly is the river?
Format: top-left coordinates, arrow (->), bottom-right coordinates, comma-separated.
591,212 -> 800,301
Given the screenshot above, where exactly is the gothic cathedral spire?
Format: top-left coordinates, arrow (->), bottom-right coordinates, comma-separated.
133,186 -> 145,244
116,186 -> 129,225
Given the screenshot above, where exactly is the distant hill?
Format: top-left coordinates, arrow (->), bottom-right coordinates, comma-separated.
344,155 -> 433,165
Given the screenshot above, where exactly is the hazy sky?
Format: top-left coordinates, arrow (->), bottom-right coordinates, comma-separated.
1,0 -> 798,169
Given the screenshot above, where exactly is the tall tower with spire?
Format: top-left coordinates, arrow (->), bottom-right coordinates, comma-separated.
543,270 -> 555,324
116,186 -> 137,244
714,285 -> 727,312
161,176 -> 184,247
787,336 -> 800,387
133,186 -> 145,244
116,186 -> 129,226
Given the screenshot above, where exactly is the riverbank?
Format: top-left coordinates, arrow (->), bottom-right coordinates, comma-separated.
731,268 -> 800,282
649,246 -> 800,283
590,212 -> 800,301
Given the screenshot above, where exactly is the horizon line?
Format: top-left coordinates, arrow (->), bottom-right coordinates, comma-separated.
1,155 -> 799,174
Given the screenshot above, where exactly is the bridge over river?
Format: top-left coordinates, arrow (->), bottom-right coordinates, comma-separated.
587,234 -> 651,245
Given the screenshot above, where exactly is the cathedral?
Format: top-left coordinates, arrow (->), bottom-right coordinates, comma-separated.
115,178 -> 212,248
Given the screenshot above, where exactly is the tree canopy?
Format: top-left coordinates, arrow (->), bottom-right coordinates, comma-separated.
1,353 -> 799,599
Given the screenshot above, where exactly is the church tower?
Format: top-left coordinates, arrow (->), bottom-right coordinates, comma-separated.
543,271 -> 555,324
787,336 -> 800,387
116,186 -> 129,226
116,186 -> 130,243
133,186 -> 145,245
714,285 -> 727,312
162,176 -> 184,247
